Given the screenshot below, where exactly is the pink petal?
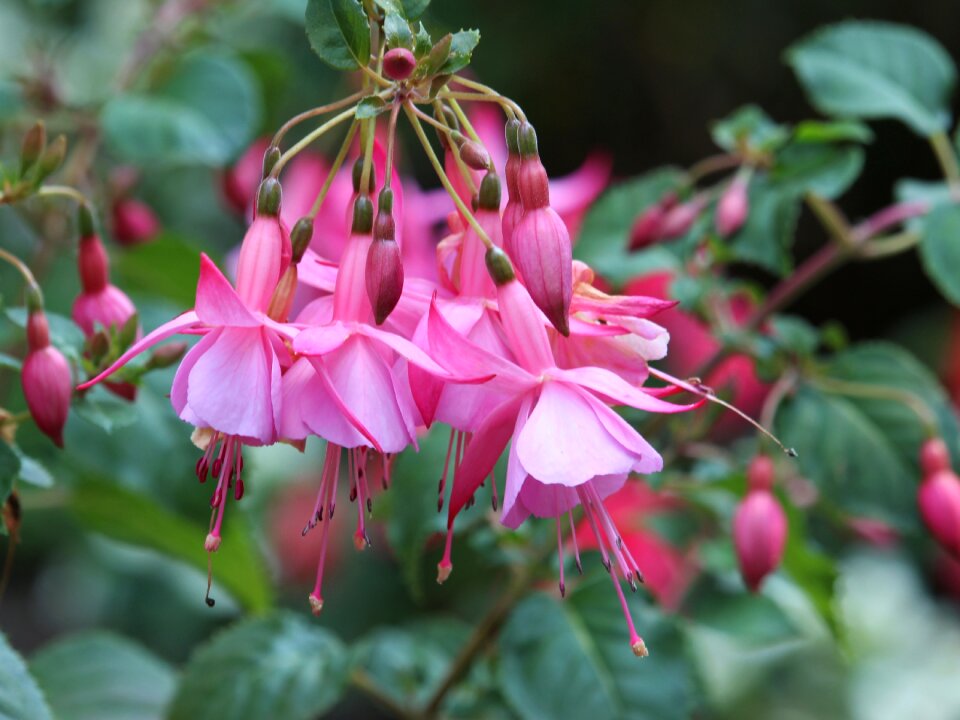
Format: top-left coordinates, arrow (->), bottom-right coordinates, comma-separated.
506,473 -> 629,530
195,253 -> 260,327
303,357 -> 382,451
515,381 -> 643,487
549,365 -> 703,414
500,395 -> 533,529
297,251 -> 339,292
77,310 -> 201,390
171,329 -> 220,425
293,323 -> 353,357
576,387 -> 663,474
278,357 -> 313,440
186,327 -> 277,443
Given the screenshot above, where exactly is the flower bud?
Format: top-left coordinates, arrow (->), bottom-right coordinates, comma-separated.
502,119 -> 523,259
659,195 -> 706,239
352,158 -> 376,196
256,178 -> 282,218
921,437 -> 952,476
512,206 -> 573,336
31,134 -> 66,183
458,140 -> 491,171
733,488 -> 787,592
22,309 -> 72,448
262,145 -> 281,178
366,189 -> 404,325
716,174 -> 750,238
235,213 -> 288,313
77,232 -> 110,294
485,246 -> 515,286
20,121 -> 46,176
918,469 -> 960,558
145,342 -> 188,370
746,455 -> 775,491
628,194 -> 677,250
112,198 -> 160,246
383,47 -> 416,81
290,217 -> 314,264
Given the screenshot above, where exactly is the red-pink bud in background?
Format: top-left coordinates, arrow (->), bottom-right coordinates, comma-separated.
73,233 -> 137,336
921,437 -> 952,476
747,455 -> 775,491
659,195 -> 707,239
512,122 -> 573,336
715,174 -> 750,238
112,198 -> 160,246
918,469 -> 960,558
383,48 -> 416,81
733,488 -> 787,592
629,200 -> 671,251
22,310 -> 72,448
847,516 -> 899,548
235,179 -> 290,313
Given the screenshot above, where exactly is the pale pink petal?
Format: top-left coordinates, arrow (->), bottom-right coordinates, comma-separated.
297,251 -> 339,292
507,473 -> 629,528
278,358 -> 314,440
515,381 -> 641,486
171,329 -> 220,425
500,395 -> 533,529
77,311 -> 201,390
549,365 -> 703,414
303,357 -> 381,450
576,386 -> 663,474
570,294 -> 676,318
293,323 -> 353,357
568,317 -> 630,337
186,327 -> 277,443
195,253 -> 260,327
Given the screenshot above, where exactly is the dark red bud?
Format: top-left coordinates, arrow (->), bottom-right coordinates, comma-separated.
459,140 -> 491,171
365,238 -> 404,325
919,469 -> 960,558
747,455 -> 775,491
22,309 -> 72,448
383,48 -> 416,81
112,199 -> 160,246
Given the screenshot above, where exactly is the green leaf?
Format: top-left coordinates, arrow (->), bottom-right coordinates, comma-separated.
373,0 -> 404,15
499,578 -> 695,720
15,454 -> 53,489
384,11 -> 414,50
0,632 -> 53,720
793,119 -> 874,144
74,393 -> 139,434
0,442 -> 21,505
305,0 -> 371,71
440,30 -> 481,75
413,23 -> 433,58
70,479 -> 274,612
0,352 -> 21,371
401,0 -> 430,19
574,168 -> 684,286
114,233 -> 200,307
168,612 -> 348,720
786,21 -> 956,136
30,632 -> 176,720
768,315 -> 820,357
102,53 -> 260,167
770,143 -> 864,199
355,95 -> 389,119
918,202 -> 960,306
727,177 -> 800,275
711,105 -> 790,153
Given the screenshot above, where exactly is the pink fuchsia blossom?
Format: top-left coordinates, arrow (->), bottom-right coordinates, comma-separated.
72,232 -> 138,338
22,308 -> 72,448
919,469 -> 960,559
715,172 -> 750,238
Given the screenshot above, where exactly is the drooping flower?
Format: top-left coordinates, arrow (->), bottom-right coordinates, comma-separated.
22,307 -> 72,448
733,455 -> 787,592
918,438 -> 960,559
72,220 -> 139,339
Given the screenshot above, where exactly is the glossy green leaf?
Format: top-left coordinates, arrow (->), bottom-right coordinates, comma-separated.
70,479 -> 274,612
0,632 -> 52,720
384,12 -> 414,49
401,0 -> 430,19
356,95 -> 389,119
168,613 -> 348,720
440,30 -> 481,74
102,53 -> 259,167
373,0 -> 405,16
711,105 -> 789,153
575,168 -> 684,286
0,442 -> 21,505
786,21 -> 956,136
0,353 -> 20,371
918,202 -> 960,306
499,578 -> 695,720
413,22 -> 433,58
793,119 -> 874,144
74,393 -> 139,434
726,177 -> 800,275
30,633 -> 176,720
305,0 -> 371,71
114,233 -> 200,308
770,143 -> 864,199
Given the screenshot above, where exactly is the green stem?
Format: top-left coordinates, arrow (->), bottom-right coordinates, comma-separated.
270,92 -> 366,148
271,106 -> 359,178
447,77 -> 526,120
359,116 -> 377,196
308,121 -> 359,220
930,130 -> 960,184
0,247 -> 39,291
857,230 -> 922,260
429,100 -> 477,195
805,192 -> 854,249
447,98 -> 482,145
404,104 -> 494,250
384,102 -> 401,188
34,184 -> 88,206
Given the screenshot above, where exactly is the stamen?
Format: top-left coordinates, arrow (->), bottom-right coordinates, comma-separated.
556,517 -> 565,598
607,566 -> 648,658
437,524 -> 454,584
437,428 -> 457,512
577,487 -> 612,572
204,551 -> 215,608
309,444 -> 341,616
490,471 -> 499,511
568,512 -> 583,575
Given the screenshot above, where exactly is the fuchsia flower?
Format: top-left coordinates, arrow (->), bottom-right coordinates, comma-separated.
22,307 -> 72,448
72,227 -> 138,339
733,455 -> 787,592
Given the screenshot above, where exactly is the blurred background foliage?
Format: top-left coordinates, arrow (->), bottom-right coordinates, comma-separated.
1,1 -> 960,719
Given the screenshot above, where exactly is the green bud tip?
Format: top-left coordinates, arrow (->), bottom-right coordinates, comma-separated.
290,217 -> 314,263
262,146 -> 281,178
78,203 -> 96,238
352,195 -> 374,235
505,118 -> 521,154
352,157 -> 376,195
20,121 -> 46,175
485,246 -> 515,286
25,283 -> 44,313
257,178 -> 282,217
518,122 -> 539,158
479,171 -> 501,210
378,187 -> 394,215
36,135 -> 67,178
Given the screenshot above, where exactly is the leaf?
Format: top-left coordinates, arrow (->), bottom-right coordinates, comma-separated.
770,143 -> 864,199
793,119 -> 874,144
373,0 -> 405,15
440,30 -> 481,75
0,632 -> 53,720
726,177 -> 800,275
305,0 -> 371,71
711,105 -> 789,153
413,22 -> 433,58
29,632 -> 176,720
168,613 -> 348,720
574,168 -> 684,286
74,393 -> 139,434
383,11 -> 413,50
786,21 -> 956,136
70,479 -> 274,612
102,53 -> 260,167
0,442 -> 21,506
114,233 -> 200,308
918,202 -> 960,306
355,95 -> 389,119
15,454 -> 53,489
401,0 -> 430,19
0,352 -> 21,371
499,578 -> 695,720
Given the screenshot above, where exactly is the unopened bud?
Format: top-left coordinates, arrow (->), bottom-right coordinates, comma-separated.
716,174 -> 750,237
262,146 -> 281,178
919,469 -> 960,558
22,310 -> 72,448
628,198 -> 672,251
112,198 -> 160,246
733,488 -> 787,592
145,342 -> 188,370
383,47 -> 416,81
746,455 -> 775,491
290,217 -> 314,263
659,196 -> 706,239
77,234 -> 110,294
459,140 -> 491,171
478,171 -> 501,210
921,437 -> 952,476
34,134 -> 66,182
517,122 -> 539,158
20,121 -> 46,176
256,178 -> 282,217
267,265 -> 298,322
78,203 -> 96,238
505,118 -> 521,154
485,246 -> 515,286
511,205 -> 572,336
351,195 -> 374,234
365,237 -> 404,325
352,158 -> 376,195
